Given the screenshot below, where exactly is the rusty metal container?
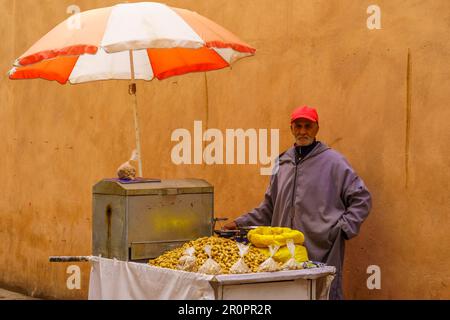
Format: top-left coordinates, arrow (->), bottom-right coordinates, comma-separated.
92,179 -> 214,261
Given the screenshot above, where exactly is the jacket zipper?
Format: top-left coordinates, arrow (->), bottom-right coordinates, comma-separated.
291,154 -> 300,223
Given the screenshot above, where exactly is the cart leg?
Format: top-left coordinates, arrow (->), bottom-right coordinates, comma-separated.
310,279 -> 317,300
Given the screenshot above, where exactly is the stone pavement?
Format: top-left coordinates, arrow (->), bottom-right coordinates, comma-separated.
0,288 -> 40,300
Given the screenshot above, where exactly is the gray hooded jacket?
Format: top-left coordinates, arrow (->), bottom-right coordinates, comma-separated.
235,142 -> 372,299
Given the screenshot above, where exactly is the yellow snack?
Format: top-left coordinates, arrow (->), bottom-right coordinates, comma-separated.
247,227 -> 305,248
257,244 -> 309,264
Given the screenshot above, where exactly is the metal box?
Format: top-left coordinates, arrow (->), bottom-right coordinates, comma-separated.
92,179 -> 214,261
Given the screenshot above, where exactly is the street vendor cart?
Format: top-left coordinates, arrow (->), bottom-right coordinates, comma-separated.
86,256 -> 335,300
50,179 -> 335,300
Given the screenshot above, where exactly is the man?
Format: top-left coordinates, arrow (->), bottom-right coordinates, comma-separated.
224,105 -> 372,300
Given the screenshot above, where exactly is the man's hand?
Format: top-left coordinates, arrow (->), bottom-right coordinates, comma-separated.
223,221 -> 238,230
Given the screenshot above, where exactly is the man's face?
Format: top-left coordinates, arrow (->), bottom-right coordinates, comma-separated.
290,118 -> 319,146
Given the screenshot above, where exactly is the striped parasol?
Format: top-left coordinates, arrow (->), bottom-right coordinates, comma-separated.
8,2 -> 256,176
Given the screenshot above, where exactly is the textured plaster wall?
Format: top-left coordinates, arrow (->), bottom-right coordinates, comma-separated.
0,0 -> 449,299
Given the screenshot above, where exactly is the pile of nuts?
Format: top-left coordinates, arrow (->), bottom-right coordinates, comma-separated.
148,236 -> 270,274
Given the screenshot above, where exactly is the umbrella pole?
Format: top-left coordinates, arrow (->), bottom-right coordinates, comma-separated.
129,50 -> 143,177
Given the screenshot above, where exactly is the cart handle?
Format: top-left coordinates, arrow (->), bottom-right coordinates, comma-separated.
49,256 -> 92,263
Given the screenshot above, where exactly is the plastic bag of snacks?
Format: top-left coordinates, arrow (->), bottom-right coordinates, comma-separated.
277,244 -> 308,263
247,226 -> 305,248
282,240 -> 303,270
230,242 -> 251,274
257,244 -> 281,272
198,245 -> 222,275
257,244 -> 309,263
117,150 -> 138,180
177,247 -> 197,272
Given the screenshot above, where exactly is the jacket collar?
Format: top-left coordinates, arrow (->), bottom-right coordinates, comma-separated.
280,141 -> 330,165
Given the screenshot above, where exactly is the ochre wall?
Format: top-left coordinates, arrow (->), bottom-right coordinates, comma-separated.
1,0 -> 449,299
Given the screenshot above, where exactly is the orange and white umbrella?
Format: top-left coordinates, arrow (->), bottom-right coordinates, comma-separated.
8,2 -> 255,176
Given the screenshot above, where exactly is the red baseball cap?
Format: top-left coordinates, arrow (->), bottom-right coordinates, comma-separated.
291,106 -> 319,123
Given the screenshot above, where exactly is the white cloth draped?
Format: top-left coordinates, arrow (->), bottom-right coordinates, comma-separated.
88,257 -> 216,300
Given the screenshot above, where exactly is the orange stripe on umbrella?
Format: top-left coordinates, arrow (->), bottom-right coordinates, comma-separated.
148,47 -> 229,80
18,45 -> 98,66
10,56 -> 80,84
